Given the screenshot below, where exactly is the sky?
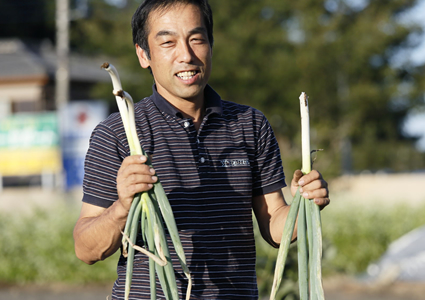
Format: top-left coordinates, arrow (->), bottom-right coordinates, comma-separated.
400,0 -> 425,151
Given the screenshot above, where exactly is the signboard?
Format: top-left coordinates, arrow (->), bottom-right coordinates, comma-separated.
0,113 -> 61,176
60,101 -> 108,190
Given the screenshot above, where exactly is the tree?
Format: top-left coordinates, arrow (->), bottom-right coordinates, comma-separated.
207,0 -> 425,176
71,0 -> 425,177
0,0 -> 55,40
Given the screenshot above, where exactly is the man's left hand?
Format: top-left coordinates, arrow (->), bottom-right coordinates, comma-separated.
290,170 -> 330,209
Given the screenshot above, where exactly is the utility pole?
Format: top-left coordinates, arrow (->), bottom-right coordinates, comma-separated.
55,0 -> 70,191
55,0 -> 70,112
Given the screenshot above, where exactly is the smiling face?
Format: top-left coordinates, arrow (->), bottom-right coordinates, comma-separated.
136,3 -> 212,106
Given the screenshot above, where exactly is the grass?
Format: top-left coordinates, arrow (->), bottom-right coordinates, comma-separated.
1,197 -> 425,295
255,199 -> 425,299
321,199 -> 425,275
0,203 -> 118,285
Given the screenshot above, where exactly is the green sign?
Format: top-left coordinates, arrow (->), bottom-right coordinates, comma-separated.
0,113 -> 59,149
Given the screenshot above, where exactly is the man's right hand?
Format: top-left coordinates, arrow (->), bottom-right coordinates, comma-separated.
116,155 -> 158,211
74,155 -> 158,264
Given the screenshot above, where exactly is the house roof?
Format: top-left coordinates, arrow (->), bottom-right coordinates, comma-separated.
0,39 -> 110,83
0,39 -> 46,81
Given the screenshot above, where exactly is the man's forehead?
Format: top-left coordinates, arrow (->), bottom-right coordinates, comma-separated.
146,3 -> 205,35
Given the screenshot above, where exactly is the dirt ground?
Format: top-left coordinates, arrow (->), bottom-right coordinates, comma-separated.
0,284 -> 112,300
1,278 -> 424,300
323,276 -> 425,300
2,172 -> 425,213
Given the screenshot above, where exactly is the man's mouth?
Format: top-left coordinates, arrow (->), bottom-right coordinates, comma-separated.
176,71 -> 198,80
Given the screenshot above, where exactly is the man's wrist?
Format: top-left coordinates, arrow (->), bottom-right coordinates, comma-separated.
111,199 -> 130,224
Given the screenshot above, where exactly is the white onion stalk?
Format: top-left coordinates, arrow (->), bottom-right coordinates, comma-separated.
101,62 -> 192,300
102,63 -> 142,156
270,92 -> 325,300
300,92 -> 311,174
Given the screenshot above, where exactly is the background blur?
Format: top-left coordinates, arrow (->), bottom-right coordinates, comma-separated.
1,0 -> 425,299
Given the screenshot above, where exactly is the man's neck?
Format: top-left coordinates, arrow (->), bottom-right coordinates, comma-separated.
156,86 -> 206,131
175,97 -> 205,131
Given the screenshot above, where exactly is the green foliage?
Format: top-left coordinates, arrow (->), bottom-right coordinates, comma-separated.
71,0 -> 153,105
70,0 -> 425,177
321,201 -> 425,275
0,205 -> 118,285
255,200 -> 425,299
2,199 -> 425,300
207,0 -> 425,177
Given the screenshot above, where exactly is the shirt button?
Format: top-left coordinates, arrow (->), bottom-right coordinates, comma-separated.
184,121 -> 190,128
199,157 -> 205,163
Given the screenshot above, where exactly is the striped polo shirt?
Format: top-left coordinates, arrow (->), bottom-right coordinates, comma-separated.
82,85 -> 286,299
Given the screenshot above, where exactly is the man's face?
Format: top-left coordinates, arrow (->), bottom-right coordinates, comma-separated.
136,3 -> 212,104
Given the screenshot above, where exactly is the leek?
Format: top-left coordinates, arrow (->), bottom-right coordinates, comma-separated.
101,62 -> 191,300
270,92 -> 325,300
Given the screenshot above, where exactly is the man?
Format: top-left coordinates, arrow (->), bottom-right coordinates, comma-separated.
73,0 -> 330,299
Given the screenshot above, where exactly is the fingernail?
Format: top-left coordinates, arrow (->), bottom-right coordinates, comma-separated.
298,180 -> 305,186
150,168 -> 155,174
147,184 -> 153,188
303,192 -> 309,198
299,188 -> 304,193
314,199 -> 320,204
151,176 -> 157,182
140,155 -> 147,162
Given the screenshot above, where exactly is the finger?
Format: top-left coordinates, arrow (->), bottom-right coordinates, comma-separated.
313,197 -> 330,210
298,170 -> 322,186
118,155 -> 150,177
124,163 -> 155,176
117,162 -> 155,182
299,179 -> 328,194
125,174 -> 158,186
122,181 -> 156,196
291,169 -> 304,187
301,187 -> 329,201
117,174 -> 158,206
117,181 -> 155,210
121,155 -> 149,167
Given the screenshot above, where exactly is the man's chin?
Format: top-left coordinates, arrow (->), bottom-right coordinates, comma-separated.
176,87 -> 205,101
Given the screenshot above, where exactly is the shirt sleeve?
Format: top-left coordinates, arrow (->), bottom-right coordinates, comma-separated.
251,111 -> 286,196
82,118 -> 129,208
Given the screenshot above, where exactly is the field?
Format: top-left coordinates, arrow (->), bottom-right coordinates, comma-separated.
1,173 -> 424,299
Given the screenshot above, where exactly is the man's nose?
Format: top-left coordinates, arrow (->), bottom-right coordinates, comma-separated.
177,41 -> 194,63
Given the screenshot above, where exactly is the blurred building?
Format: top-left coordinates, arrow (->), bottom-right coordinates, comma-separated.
0,38 -> 109,116
0,38 -> 109,190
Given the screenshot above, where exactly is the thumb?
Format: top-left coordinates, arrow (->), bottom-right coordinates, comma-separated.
290,170 -> 304,197
291,169 -> 304,188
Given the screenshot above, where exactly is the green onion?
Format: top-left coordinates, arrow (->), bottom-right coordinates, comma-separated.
102,63 -> 192,300
270,92 -> 325,300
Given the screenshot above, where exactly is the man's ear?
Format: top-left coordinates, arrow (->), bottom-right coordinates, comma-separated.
136,44 -> 150,69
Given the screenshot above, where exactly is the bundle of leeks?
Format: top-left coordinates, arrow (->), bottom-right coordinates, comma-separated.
270,92 -> 325,300
102,62 -> 192,300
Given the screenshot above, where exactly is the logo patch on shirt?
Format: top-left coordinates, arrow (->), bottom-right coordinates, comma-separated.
220,159 -> 251,167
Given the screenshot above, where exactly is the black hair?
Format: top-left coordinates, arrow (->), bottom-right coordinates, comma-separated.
131,0 -> 214,60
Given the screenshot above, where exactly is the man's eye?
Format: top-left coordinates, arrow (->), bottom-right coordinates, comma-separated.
192,38 -> 206,43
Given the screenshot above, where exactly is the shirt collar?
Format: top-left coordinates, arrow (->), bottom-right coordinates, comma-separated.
150,84 -> 223,118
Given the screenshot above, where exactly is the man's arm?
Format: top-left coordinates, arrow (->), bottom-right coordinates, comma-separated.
73,155 -> 158,264
252,169 -> 329,248
73,202 -> 128,264
252,189 -> 293,248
